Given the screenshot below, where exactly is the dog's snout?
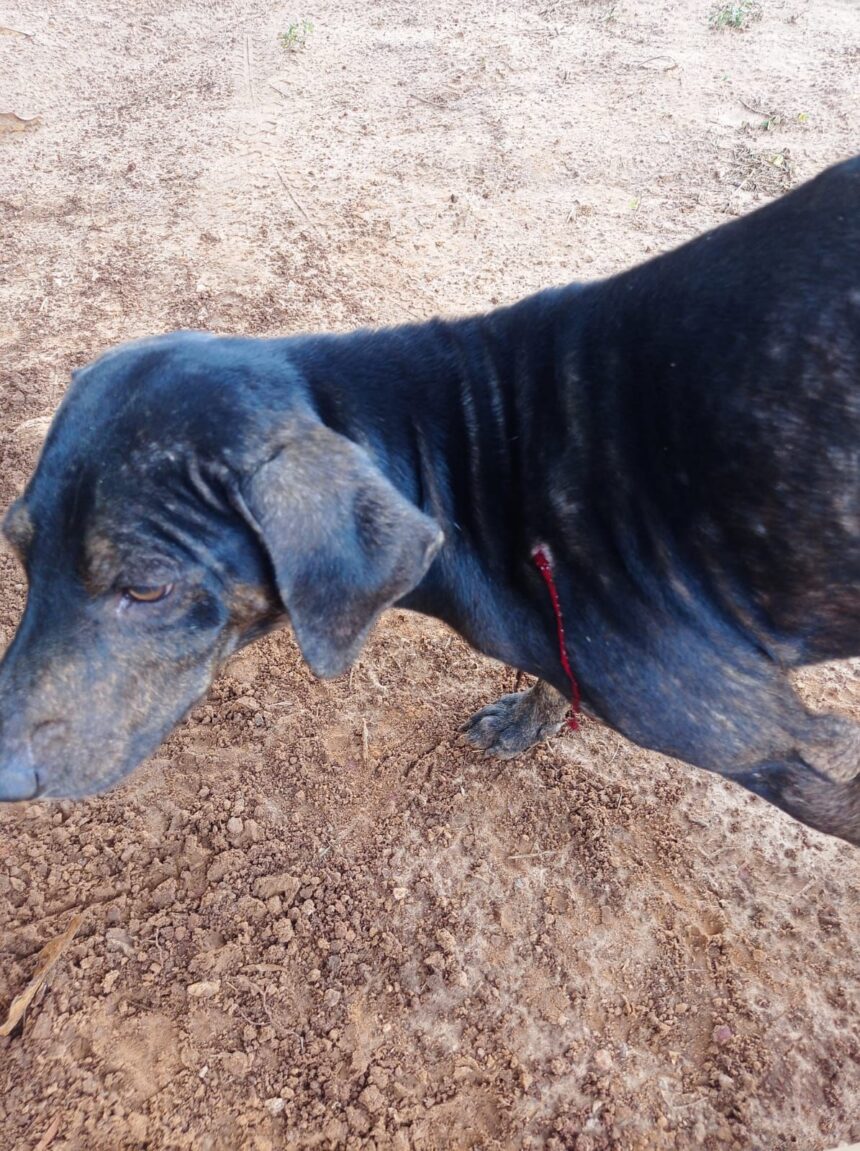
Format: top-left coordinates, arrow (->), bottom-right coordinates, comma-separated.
0,757 -> 39,802
0,714 -> 65,802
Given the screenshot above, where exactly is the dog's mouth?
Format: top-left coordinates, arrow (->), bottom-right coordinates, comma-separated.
0,764 -> 42,803
2,762 -> 146,802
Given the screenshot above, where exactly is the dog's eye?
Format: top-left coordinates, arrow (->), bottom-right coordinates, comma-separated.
123,583 -> 174,604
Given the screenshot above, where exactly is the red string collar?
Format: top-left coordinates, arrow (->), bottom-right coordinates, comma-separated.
532,545 -> 581,731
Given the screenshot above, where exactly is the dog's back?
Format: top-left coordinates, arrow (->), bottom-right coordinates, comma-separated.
580,156 -> 860,665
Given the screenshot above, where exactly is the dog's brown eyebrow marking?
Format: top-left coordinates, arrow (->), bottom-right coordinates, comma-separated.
82,532 -> 121,592
83,528 -> 186,595
1,500 -> 34,555
229,582 -> 273,626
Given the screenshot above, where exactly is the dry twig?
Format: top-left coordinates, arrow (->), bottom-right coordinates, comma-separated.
0,914 -> 84,1036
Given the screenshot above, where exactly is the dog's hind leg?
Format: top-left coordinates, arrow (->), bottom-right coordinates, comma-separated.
583,622 -> 860,845
732,712 -> 860,845
459,678 -> 571,759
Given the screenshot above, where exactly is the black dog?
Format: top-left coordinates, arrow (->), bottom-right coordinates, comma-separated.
1,157 -> 859,844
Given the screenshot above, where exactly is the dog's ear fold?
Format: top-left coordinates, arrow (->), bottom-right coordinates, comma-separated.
237,423 -> 443,678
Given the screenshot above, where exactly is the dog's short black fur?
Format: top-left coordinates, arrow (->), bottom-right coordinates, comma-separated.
2,157 -> 859,844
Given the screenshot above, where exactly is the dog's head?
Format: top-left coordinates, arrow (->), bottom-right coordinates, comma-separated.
0,333 -> 442,798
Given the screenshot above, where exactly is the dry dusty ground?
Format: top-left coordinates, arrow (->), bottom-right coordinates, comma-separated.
1,0 -> 859,1148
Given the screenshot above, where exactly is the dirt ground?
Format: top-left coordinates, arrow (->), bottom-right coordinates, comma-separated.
1,0 -> 859,1148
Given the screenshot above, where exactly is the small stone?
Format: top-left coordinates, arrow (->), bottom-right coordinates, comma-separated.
369,1065 -> 389,1089
323,988 -> 341,1007
308,968 -> 321,983
323,1118 -> 348,1143
392,887 -> 407,901
347,1105 -> 371,1134
127,1113 -> 148,1141
105,928 -> 135,958
593,1049 -> 613,1072
264,1097 -> 285,1115
226,817 -> 243,839
187,980 -> 221,999
359,1084 -> 385,1114
712,1024 -> 733,1045
436,928 -> 457,953
29,1013 -> 54,1040
222,1051 -> 251,1077
274,918 -> 295,944
255,872 -> 301,902
237,895 -> 267,921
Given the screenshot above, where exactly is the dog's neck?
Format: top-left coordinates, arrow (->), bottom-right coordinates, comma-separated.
283,284 -> 590,685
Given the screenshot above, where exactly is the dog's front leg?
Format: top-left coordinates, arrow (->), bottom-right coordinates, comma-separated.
459,678 -> 571,759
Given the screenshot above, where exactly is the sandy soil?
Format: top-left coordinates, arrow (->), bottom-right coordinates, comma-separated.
1,1 -> 859,1148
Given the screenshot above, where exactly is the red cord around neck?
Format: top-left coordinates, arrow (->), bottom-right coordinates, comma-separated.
532,546 -> 581,731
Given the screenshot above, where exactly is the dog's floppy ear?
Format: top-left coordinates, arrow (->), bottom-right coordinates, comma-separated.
237,422 -> 443,678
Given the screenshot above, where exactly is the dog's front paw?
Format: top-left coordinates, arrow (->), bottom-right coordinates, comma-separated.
459,682 -> 570,760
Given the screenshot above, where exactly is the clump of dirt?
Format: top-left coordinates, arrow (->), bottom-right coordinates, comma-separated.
1,1 -> 859,1149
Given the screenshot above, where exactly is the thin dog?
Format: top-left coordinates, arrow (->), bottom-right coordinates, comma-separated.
1,156 -> 859,844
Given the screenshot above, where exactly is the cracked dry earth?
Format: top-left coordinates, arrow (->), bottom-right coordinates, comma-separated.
1,0 -> 859,1149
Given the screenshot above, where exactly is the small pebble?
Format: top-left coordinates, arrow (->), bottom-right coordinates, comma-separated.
187,980 -> 221,999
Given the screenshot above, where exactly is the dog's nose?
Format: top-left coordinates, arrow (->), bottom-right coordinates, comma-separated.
0,758 -> 39,801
